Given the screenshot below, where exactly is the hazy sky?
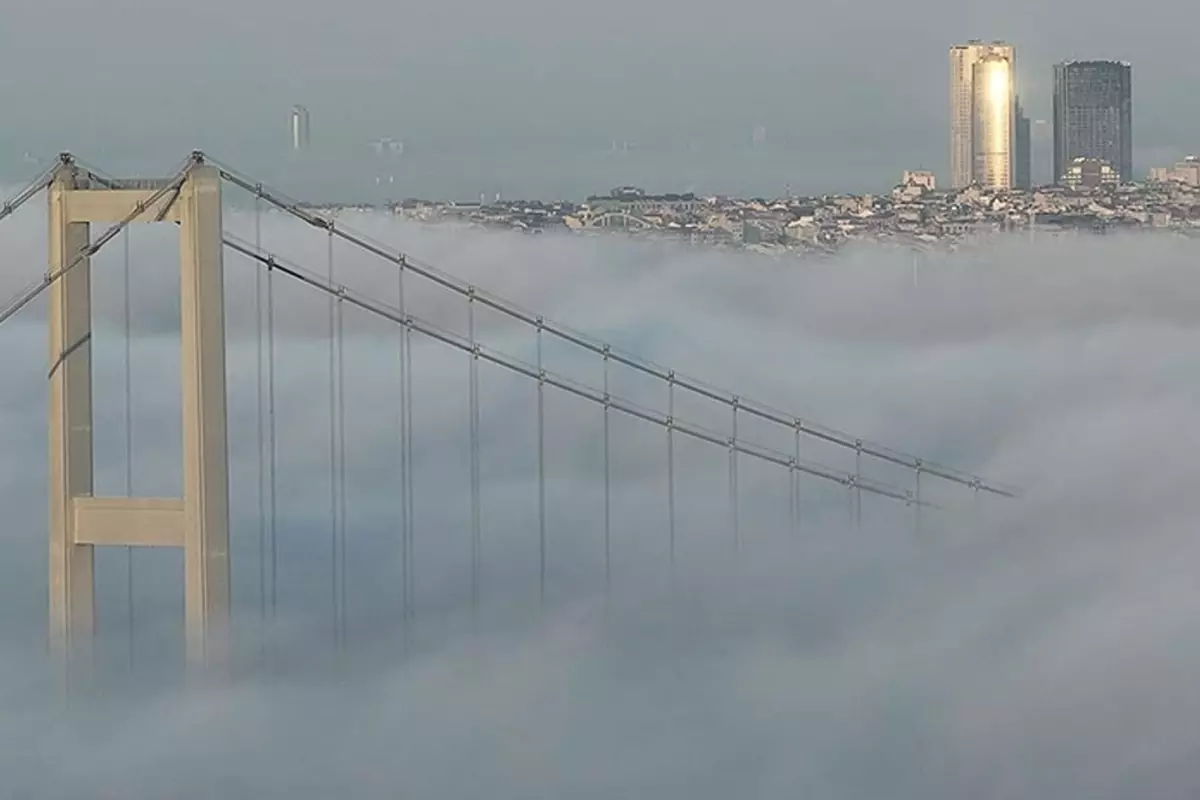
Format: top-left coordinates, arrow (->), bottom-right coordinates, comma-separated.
2,0 -> 1198,193
2,191 -> 1200,795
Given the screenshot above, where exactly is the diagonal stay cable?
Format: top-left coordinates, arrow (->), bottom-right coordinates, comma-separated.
222,233 -> 938,509
0,160 -> 197,330
209,157 -> 1016,499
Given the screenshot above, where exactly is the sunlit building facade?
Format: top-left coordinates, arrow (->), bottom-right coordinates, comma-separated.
950,41 -> 1016,190
972,54 -> 1014,189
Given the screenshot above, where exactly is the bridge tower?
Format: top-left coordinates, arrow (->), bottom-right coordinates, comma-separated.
47,154 -> 230,673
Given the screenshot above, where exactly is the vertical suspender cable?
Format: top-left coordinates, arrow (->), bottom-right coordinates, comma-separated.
855,440 -> 863,533
254,194 -> 266,652
336,278 -> 347,649
122,228 -> 134,667
266,194 -> 278,623
468,289 -> 481,613
730,397 -> 740,553
973,480 -> 981,529
667,373 -> 676,569
537,319 -> 546,606
788,456 -> 796,540
404,287 -> 415,618
790,422 -> 800,539
398,260 -> 409,620
914,462 -> 922,536
326,227 -> 340,648
603,347 -> 611,596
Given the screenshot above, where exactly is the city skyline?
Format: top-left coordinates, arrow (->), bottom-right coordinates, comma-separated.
248,49 -> 1145,197
0,51 -> 1176,202
952,42 -> 1139,192
7,0 -> 1197,201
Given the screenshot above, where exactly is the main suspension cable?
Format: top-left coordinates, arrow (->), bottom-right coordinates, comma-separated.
212,160 -> 1015,500
0,161 -> 58,228
0,161 -> 195,330
222,236 -> 934,508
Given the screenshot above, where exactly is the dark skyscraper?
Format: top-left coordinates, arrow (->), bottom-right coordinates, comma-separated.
1014,96 -> 1032,189
1053,61 -> 1132,184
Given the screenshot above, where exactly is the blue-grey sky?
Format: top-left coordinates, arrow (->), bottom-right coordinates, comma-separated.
1,0 -> 1197,195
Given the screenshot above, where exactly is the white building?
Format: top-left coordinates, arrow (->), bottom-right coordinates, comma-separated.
902,170 -> 937,191
1148,156 -> 1200,187
291,105 -> 311,151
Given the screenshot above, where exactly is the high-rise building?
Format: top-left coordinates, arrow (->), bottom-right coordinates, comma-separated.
1014,97 -> 1032,189
291,105 -> 311,151
950,41 -> 1016,190
1052,61 -> 1132,184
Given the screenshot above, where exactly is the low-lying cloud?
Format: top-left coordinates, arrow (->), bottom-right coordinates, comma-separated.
2,194 -> 1199,798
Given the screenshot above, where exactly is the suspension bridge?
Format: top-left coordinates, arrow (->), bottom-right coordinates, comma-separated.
0,152 -> 1018,676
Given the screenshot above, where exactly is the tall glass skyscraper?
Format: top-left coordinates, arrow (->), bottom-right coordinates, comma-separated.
950,41 -> 1016,190
1053,61 -> 1132,184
